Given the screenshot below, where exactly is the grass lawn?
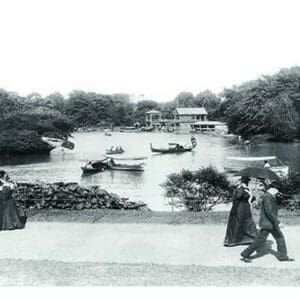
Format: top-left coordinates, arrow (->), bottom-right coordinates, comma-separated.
26,208 -> 300,225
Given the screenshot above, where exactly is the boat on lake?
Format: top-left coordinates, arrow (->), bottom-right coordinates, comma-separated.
120,126 -> 141,133
104,129 -> 112,136
224,156 -> 289,178
150,136 -> 197,154
105,147 -> 125,155
82,156 -> 146,173
81,160 -> 107,174
105,157 -> 145,171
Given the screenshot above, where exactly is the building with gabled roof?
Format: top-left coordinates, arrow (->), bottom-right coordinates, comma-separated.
145,107 -> 227,133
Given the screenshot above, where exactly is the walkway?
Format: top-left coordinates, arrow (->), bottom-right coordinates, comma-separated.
0,222 -> 298,268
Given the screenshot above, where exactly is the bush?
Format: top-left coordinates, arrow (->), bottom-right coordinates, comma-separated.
162,166 -> 234,211
0,129 -> 54,155
278,171 -> 300,211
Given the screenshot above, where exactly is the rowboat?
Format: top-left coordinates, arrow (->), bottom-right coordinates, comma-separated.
104,129 -> 112,136
105,156 -> 148,161
105,148 -> 125,155
120,127 -> 141,133
81,160 -> 107,174
105,160 -> 145,171
150,136 -> 197,154
224,156 -> 289,178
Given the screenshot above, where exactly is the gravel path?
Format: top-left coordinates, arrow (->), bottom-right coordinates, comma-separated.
1,212 -> 300,286
0,222 -> 299,267
0,259 -> 299,286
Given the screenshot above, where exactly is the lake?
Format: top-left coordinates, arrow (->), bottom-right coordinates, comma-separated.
1,131 -> 300,211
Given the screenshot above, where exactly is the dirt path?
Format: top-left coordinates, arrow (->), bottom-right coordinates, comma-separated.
0,222 -> 298,269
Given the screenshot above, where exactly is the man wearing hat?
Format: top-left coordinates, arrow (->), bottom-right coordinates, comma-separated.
240,181 -> 294,262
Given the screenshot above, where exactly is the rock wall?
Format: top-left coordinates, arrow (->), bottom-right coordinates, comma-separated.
13,182 -> 147,210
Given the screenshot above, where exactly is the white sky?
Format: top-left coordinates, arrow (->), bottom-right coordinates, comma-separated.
0,0 -> 300,102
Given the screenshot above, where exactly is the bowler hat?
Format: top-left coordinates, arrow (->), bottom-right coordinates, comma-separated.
269,181 -> 283,190
240,176 -> 251,183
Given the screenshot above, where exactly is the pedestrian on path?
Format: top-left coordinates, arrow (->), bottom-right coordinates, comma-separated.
224,176 -> 258,247
0,171 -> 27,231
240,181 -> 294,263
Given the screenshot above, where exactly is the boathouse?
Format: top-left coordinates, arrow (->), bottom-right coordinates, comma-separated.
145,109 -> 162,127
145,107 -> 227,132
190,121 -> 227,133
173,107 -> 208,130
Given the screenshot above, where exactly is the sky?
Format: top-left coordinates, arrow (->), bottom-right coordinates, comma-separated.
0,0 -> 300,102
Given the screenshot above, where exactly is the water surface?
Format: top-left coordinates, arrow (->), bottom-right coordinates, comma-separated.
1,132 -> 299,211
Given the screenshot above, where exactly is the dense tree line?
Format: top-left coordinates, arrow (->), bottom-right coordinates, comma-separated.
1,66 -> 300,149
219,67 -> 300,142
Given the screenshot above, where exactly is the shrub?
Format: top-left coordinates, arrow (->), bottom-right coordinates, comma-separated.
162,166 -> 234,211
0,130 -> 54,155
278,171 -> 300,211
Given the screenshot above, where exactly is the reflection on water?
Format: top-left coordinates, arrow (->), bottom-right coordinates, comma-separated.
0,153 -> 51,166
1,131 -> 299,211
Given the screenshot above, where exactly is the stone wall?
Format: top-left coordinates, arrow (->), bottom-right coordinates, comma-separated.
13,182 -> 147,210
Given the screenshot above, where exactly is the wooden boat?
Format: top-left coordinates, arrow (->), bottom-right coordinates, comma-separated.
104,129 -> 112,136
120,126 -> 141,133
224,156 -> 289,178
105,156 -> 148,161
105,148 -> 125,155
150,136 -> 197,154
105,158 -> 145,172
81,160 -> 107,174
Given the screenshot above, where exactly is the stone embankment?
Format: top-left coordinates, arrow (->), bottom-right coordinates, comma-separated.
13,182 -> 148,210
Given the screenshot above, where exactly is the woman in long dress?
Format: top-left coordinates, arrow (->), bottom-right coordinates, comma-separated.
0,174 -> 27,231
224,176 -> 258,247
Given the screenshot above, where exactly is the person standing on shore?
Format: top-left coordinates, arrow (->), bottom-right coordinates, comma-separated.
240,182 -> 294,262
264,160 -> 271,168
224,176 -> 258,247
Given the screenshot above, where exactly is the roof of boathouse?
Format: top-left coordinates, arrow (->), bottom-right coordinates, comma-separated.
175,107 -> 208,115
146,109 -> 162,114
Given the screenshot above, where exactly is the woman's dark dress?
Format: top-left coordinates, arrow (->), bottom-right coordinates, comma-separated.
0,185 -> 26,231
224,186 -> 258,247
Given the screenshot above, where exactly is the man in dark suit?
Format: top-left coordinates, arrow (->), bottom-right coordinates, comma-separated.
240,181 -> 294,263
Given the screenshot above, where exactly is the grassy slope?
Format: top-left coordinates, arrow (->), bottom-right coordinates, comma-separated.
27,209 -> 300,225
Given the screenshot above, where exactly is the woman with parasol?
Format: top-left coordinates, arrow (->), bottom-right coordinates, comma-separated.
224,167 -> 281,247
224,175 -> 258,247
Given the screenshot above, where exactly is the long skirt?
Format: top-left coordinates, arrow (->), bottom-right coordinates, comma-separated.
1,196 -> 27,231
224,201 -> 258,247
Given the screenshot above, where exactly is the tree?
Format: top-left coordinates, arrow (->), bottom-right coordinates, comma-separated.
162,167 -> 233,211
26,92 -> 43,103
219,68 -> 300,141
44,92 -> 66,111
0,89 -> 23,117
264,94 -> 298,142
112,94 -> 135,126
194,90 -> 221,119
159,101 -> 177,119
174,91 -> 194,107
